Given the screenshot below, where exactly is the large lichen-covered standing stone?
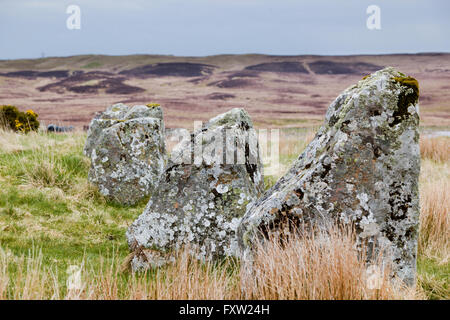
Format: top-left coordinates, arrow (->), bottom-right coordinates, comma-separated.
86,104 -> 166,205
237,67 -> 420,286
84,103 -> 164,157
126,108 -> 264,269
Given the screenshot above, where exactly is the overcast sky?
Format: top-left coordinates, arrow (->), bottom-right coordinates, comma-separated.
0,0 -> 449,60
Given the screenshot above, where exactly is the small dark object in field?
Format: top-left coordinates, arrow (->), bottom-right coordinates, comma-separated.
47,124 -> 74,133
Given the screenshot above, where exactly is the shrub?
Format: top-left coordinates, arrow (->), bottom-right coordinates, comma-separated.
0,105 -> 19,130
0,105 -> 39,133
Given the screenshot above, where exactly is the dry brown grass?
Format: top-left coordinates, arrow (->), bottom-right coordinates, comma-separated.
279,130 -> 316,158
122,250 -> 238,300
242,226 -> 418,300
419,160 -> 450,262
0,245 -> 239,300
420,136 -> 450,163
0,128 -> 26,153
274,129 -> 316,176
0,225 -> 419,300
0,251 -> 8,300
0,128 -> 60,154
0,127 -> 86,154
0,248 -> 60,300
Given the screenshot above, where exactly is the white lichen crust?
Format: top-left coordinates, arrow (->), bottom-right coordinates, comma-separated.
84,103 -> 164,157
237,68 -> 420,286
85,103 -> 166,205
126,108 -> 264,269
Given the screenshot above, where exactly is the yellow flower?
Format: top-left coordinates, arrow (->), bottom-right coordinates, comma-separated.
15,119 -> 25,132
26,109 -> 37,117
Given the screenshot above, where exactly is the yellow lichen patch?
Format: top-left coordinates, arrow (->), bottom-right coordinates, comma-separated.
362,74 -> 370,80
146,103 -> 161,108
394,76 -> 419,97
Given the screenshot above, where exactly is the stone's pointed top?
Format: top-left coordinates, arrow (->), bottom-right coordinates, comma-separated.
98,103 -> 164,121
203,108 -> 254,131
170,108 -> 257,168
101,103 -> 130,119
124,105 -> 163,121
107,102 -> 129,111
323,67 -> 419,134
358,67 -> 419,101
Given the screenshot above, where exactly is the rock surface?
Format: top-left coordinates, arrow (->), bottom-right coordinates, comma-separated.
126,108 -> 264,269
84,103 -> 163,157
237,67 -> 420,286
86,103 -> 166,205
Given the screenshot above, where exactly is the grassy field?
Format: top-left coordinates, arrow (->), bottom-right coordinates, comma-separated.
0,128 -> 448,299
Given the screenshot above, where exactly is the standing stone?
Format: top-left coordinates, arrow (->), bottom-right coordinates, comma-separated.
86,103 -> 166,205
126,108 -> 264,269
237,67 -> 420,286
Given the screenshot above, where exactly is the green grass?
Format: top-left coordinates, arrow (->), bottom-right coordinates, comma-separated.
0,131 -> 146,291
418,257 -> 449,300
82,62 -> 103,69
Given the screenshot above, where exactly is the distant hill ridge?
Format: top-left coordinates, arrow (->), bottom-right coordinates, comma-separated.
0,53 -> 449,129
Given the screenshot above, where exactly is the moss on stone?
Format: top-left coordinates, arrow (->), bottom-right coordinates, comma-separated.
394,76 -> 419,98
391,76 -> 419,126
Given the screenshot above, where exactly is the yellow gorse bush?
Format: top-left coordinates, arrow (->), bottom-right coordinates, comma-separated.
0,105 -> 39,133
14,119 -> 24,132
26,109 -> 37,117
